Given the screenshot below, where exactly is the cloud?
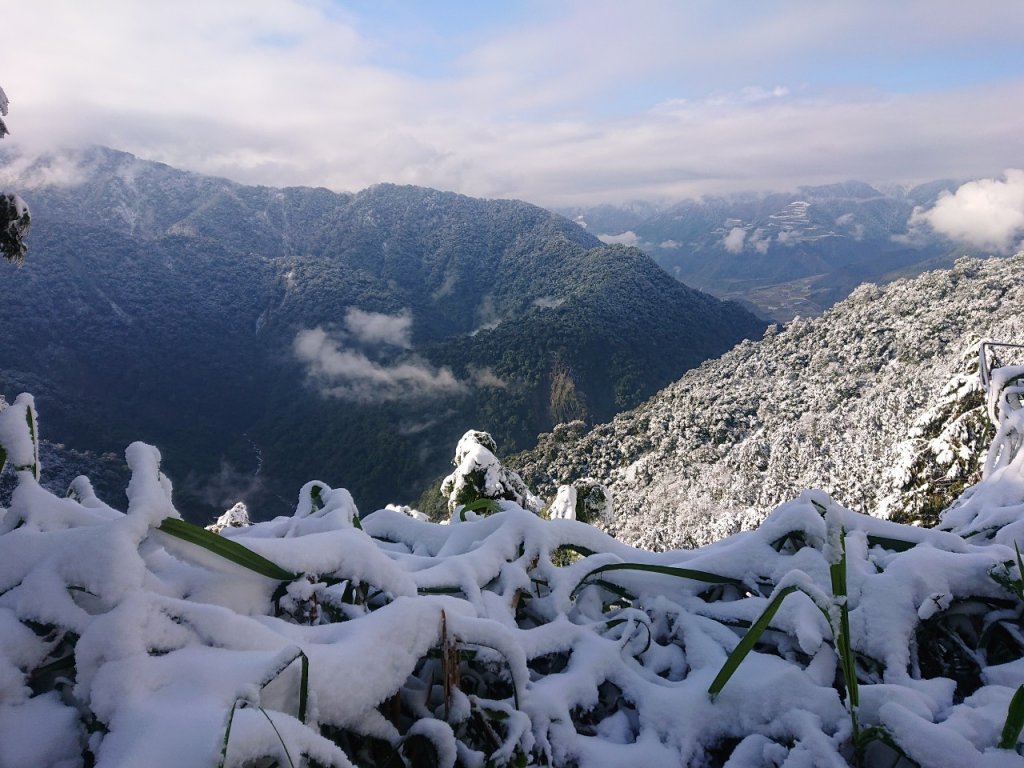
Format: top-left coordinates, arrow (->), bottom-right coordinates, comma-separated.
722,227 -> 746,253
344,308 -> 412,348
4,2 -> 1024,206
468,366 -> 507,389
909,170 -> 1024,253
532,296 -> 566,309
597,230 -> 640,246
749,228 -> 771,254
0,151 -> 89,189
777,229 -> 801,246
294,327 -> 466,402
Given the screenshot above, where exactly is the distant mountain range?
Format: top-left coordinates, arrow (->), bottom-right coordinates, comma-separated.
0,147 -> 763,521
558,180 -> 969,321
511,252 -> 1024,549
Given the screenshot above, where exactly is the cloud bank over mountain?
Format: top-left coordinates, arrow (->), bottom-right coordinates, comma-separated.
911,169 -> 1024,253
294,326 -> 467,403
5,2 -> 1024,205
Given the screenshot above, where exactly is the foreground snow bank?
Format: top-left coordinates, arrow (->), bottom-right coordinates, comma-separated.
0,392 -> 1022,767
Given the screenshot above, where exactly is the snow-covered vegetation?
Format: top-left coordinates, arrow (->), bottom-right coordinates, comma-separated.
1,347 -> 1024,766
515,254 -> 1024,550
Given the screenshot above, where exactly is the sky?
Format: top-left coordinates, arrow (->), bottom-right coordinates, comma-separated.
3,0 -> 1024,206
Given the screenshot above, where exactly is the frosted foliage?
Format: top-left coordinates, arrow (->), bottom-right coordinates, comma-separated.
207,501 -> 252,533
1,384 -> 1023,767
441,430 -> 543,514
0,84 -> 7,139
516,253 -> 1024,549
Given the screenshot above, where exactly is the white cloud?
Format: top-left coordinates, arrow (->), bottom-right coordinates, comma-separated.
3,2 -> 1024,206
597,230 -> 640,246
532,296 -> 566,309
468,366 -> 507,389
722,227 -> 746,253
909,170 -> 1024,253
749,228 -> 771,254
294,327 -> 466,402
0,151 -> 89,189
344,308 -> 412,348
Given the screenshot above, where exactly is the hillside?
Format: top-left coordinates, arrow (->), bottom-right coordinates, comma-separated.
560,181 -> 963,321
512,253 -> 1024,549
0,147 -> 763,520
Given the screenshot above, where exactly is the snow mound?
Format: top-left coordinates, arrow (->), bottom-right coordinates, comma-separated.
0,380 -> 1022,766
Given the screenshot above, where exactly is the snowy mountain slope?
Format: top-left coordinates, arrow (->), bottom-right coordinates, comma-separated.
512,253 -> 1024,549
560,180 -> 963,321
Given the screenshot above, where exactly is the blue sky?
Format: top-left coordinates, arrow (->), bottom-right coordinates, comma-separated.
3,1 -> 1024,205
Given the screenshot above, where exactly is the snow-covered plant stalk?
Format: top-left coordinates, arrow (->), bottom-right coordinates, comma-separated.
2,396 -> 1023,766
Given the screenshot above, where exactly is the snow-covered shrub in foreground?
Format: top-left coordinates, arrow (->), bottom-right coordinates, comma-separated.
0,391 -> 1023,767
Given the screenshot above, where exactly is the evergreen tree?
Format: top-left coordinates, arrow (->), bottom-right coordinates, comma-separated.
0,84 -> 30,264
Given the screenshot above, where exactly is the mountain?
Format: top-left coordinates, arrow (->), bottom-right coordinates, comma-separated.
511,252 -> 1024,549
559,180 -> 965,321
0,146 -> 764,521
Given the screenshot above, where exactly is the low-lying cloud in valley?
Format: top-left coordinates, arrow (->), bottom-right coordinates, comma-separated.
343,307 -> 412,348
294,326 -> 466,403
722,227 -> 746,253
597,231 -> 640,246
910,170 -> 1024,253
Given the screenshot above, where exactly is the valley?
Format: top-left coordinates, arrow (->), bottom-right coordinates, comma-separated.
0,147 -> 764,522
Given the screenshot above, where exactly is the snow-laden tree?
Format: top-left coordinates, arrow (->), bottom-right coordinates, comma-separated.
0,84 -> 30,264
440,429 -> 543,515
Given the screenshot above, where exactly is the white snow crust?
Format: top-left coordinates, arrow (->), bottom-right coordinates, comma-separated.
0,358 -> 1023,766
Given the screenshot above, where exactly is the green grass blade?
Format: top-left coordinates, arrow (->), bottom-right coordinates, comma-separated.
0,444 -> 6,475
591,579 -> 638,602
998,684 -> 1024,749
298,652 -> 309,723
217,700 -> 241,768
23,405 -> 39,480
830,528 -> 858,710
855,726 -> 921,768
865,534 -> 916,552
571,562 -> 742,599
555,543 -> 597,559
258,707 -> 296,768
158,517 -> 297,581
708,585 -> 797,700
458,498 -> 501,521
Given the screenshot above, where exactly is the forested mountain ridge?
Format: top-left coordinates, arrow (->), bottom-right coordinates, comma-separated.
511,252 -> 1024,550
0,146 -> 764,520
561,180 -> 963,321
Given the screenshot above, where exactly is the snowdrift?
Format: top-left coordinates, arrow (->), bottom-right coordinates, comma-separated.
1,365 -> 1023,766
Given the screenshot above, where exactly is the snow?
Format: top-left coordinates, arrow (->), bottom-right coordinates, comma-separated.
0,352 -> 1023,765
516,253 -> 1024,549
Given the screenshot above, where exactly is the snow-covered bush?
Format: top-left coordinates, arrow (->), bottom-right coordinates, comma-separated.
0,84 -> 31,264
0,383 -> 1023,766
441,430 -> 543,516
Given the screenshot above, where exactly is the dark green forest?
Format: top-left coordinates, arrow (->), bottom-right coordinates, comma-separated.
0,147 -> 764,521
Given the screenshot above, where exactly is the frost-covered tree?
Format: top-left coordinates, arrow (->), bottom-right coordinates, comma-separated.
0,84 -> 30,264
440,430 -> 543,515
